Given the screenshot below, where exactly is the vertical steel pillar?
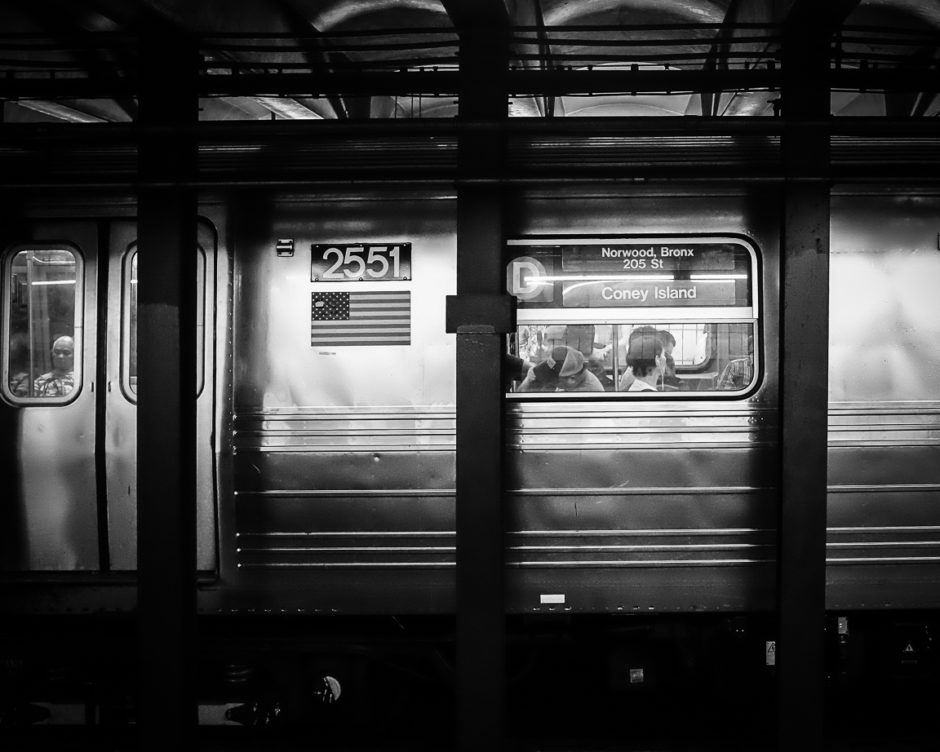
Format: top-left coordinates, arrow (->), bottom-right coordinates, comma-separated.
136,24 -> 199,751
777,13 -> 831,752
449,5 -> 511,751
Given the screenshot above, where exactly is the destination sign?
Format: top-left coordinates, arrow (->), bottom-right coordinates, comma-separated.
561,243 -> 739,273
506,238 -> 754,309
562,279 -> 741,308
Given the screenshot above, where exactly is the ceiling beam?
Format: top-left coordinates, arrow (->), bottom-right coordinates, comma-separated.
532,0 -> 556,118
826,0 -> 863,28
8,0 -> 137,120
698,0 -> 744,117
783,0 -> 861,32
14,100 -> 108,122
134,0 -> 324,121
273,0 -> 355,119
439,0 -> 509,35
8,65 -> 940,100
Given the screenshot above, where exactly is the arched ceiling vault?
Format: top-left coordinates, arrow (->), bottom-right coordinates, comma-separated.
0,0 -> 937,123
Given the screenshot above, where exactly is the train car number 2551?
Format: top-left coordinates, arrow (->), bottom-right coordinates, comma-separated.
312,243 -> 412,282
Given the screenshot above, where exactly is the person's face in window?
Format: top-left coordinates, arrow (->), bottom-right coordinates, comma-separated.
51,336 -> 74,375
558,373 -> 582,390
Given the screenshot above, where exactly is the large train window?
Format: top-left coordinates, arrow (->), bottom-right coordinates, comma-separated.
3,246 -> 83,403
121,247 -> 206,399
505,236 -> 759,396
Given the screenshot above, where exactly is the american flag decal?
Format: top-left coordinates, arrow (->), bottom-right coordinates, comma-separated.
311,290 -> 411,346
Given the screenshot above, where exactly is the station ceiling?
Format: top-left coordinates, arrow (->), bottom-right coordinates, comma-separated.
1,0 -> 938,124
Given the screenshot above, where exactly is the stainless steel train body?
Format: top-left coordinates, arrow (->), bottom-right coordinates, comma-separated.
2,187 -> 940,617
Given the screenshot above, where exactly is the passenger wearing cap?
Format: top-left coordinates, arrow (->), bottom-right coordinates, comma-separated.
518,345 -> 604,393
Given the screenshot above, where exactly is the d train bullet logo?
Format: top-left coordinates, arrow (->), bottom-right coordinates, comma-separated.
506,256 -> 553,302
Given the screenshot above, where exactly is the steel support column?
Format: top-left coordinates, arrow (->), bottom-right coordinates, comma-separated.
136,25 -> 199,752
777,11 -> 831,752
450,4 -> 511,751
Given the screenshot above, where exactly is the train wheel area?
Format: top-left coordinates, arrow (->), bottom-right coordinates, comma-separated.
0,612 -> 937,750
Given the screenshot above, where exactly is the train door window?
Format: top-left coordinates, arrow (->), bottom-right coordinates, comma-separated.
3,246 -> 83,402
121,247 -> 206,399
505,236 -> 759,397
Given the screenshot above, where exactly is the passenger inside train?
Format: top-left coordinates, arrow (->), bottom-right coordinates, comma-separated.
716,332 -> 755,390
5,247 -> 79,400
517,345 -> 605,392
8,333 -> 31,397
555,346 -> 605,392
508,322 -> 757,394
617,325 -> 660,391
657,329 -> 689,391
621,331 -> 664,392
32,335 -> 75,397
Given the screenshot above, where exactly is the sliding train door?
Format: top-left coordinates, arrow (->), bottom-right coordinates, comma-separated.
104,220 -> 218,572
1,222 -> 100,571
1,217 -> 219,575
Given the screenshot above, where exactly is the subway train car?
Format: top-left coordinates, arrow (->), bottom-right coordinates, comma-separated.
2,186 -> 939,734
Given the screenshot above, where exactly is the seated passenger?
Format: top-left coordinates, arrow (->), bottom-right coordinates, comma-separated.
620,333 -> 664,392
657,329 -> 689,392
9,371 -> 31,397
505,352 -> 534,386
586,350 -> 615,391
716,355 -> 753,390
563,324 -> 596,357
518,345 -> 604,393
557,347 -> 605,392
33,335 -> 75,397
617,326 -> 660,391
715,334 -> 754,390
8,334 -> 31,397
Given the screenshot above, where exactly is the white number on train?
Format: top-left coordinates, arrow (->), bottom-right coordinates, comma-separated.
318,245 -> 403,280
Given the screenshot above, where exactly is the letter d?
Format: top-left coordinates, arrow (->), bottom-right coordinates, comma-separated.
507,256 -> 550,301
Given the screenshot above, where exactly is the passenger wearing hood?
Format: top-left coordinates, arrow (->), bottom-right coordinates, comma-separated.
518,345 -> 604,393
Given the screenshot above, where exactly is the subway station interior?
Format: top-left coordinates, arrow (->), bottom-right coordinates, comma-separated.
1,0 -> 940,750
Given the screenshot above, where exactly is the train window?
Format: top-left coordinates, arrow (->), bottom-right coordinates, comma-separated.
3,246 -> 82,402
505,236 -> 759,397
829,232 -> 940,402
122,247 -> 206,399
510,322 -> 755,393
